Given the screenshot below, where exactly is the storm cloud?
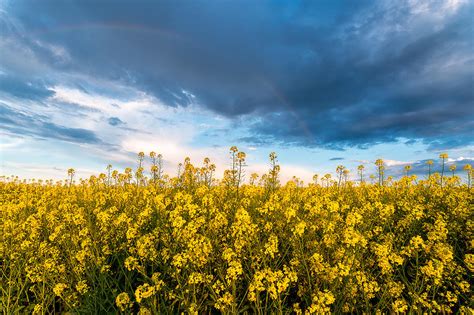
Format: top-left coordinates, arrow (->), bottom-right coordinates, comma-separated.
0,103 -> 102,144
1,0 -> 473,149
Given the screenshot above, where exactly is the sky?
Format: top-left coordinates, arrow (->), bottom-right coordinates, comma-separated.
0,0 -> 473,182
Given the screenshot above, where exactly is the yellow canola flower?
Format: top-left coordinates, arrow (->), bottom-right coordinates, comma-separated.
464,254 -> 474,272
135,283 -> 155,303
1,153 -> 472,314
116,292 -> 133,312
75,280 -> 89,295
307,290 -> 335,314
53,283 -> 68,297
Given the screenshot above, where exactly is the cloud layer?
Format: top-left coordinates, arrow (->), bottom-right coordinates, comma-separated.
1,0 -> 472,151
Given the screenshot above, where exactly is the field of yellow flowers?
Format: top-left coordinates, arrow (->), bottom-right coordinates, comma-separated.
1,150 -> 473,314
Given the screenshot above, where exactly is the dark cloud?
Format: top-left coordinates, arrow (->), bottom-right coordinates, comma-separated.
0,103 -> 102,144
108,116 -> 124,126
330,157 -> 344,161
246,100 -> 474,150
0,75 -> 54,100
1,0 -> 473,149
41,122 -> 101,144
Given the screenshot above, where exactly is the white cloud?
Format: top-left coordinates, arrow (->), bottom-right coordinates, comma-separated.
0,135 -> 24,150
447,156 -> 474,163
51,85 -> 155,115
408,0 -> 467,17
120,134 -> 230,175
383,159 -> 412,167
1,161 -> 98,180
351,158 -> 411,167
34,40 -> 71,64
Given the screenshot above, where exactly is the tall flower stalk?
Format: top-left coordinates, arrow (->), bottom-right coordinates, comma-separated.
67,168 -> 75,187
449,164 -> 456,177
404,165 -> 411,177
358,165 -> 365,184
426,160 -> 433,179
439,153 -> 448,187
464,164 -> 472,188
375,159 -> 385,186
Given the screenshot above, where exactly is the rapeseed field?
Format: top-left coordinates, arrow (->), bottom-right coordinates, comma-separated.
1,150 -> 473,314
